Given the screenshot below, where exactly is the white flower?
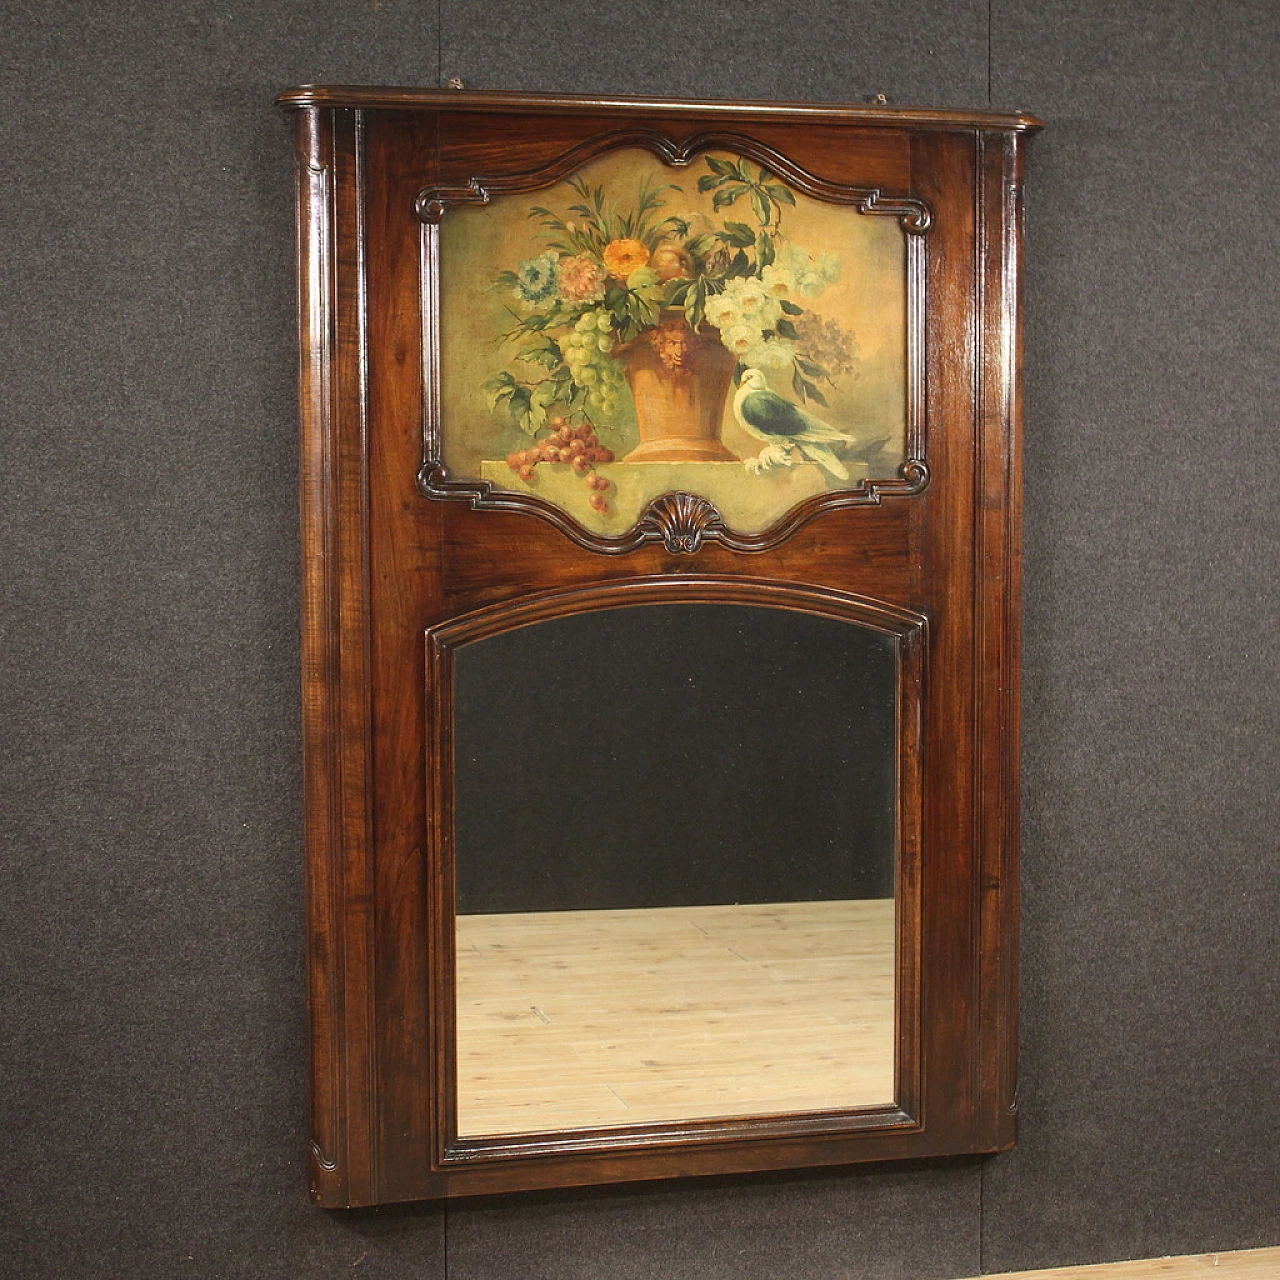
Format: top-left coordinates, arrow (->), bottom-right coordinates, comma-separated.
744,337 -> 796,370
756,297 -> 783,329
721,322 -> 761,356
725,277 -> 768,317
797,268 -> 827,297
705,294 -> 743,330
760,264 -> 797,301
778,244 -> 840,298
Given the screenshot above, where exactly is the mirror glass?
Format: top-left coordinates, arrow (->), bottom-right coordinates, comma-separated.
453,603 -> 898,1136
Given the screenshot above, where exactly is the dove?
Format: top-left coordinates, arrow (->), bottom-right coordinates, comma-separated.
733,368 -> 864,479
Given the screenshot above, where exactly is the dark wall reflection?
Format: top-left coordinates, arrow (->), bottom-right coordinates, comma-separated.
454,604 -> 898,913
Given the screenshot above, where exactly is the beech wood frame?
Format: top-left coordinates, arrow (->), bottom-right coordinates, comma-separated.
280,85 -> 1041,1207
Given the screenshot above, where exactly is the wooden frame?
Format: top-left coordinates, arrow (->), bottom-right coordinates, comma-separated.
279,85 -> 1041,1206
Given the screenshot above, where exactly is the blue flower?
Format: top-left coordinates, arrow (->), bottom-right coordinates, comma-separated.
515,252 -> 560,303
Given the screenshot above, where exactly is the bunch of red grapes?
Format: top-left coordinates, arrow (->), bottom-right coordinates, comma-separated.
507,418 -> 616,513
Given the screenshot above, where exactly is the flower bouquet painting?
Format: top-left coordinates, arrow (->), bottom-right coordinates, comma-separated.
438,148 -> 909,536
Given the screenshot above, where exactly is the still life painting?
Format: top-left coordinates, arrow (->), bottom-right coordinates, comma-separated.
437,147 -> 913,538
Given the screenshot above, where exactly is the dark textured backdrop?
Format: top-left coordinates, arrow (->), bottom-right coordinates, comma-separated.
2,1 -> 1276,1277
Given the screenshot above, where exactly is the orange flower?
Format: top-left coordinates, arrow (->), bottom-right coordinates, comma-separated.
602,238 -> 650,278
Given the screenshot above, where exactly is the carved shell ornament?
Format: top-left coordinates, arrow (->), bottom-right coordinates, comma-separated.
419,132 -> 929,553
640,493 -> 723,554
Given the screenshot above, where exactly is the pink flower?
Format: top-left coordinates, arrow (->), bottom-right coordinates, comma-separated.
558,255 -> 607,303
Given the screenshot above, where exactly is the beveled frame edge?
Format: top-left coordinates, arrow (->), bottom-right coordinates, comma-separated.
277,85 -> 1045,135
416,126 -> 928,554
423,576 -> 927,1179
295,107 -> 379,1206
970,128 -> 1027,1149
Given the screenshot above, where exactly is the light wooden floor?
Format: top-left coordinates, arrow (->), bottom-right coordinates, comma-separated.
455,899 -> 895,1136
958,1246 -> 1280,1278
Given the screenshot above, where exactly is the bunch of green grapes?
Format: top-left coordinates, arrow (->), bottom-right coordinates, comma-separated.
561,311 -> 626,419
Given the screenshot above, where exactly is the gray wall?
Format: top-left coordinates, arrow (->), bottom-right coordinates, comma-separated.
3,1 -> 1276,1277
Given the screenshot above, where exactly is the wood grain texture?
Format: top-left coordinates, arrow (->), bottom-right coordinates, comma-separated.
455,900 -> 895,1135
284,89 -> 1037,1204
957,1246 -> 1280,1279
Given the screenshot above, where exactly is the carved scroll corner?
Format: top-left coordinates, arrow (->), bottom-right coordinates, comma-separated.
417,459 -> 444,495
899,457 -> 930,491
416,194 -> 447,223
639,492 -> 724,554
417,458 -> 487,506
415,179 -> 490,224
900,203 -> 932,234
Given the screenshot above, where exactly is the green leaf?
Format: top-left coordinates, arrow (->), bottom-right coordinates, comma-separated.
697,173 -> 723,193
795,356 -> 827,379
756,232 -> 775,269
686,278 -> 707,330
664,279 -> 693,307
521,336 -> 564,368
706,155 -> 735,176
728,249 -> 751,276
767,184 -> 797,207
711,183 -> 751,210
775,317 -> 799,341
518,312 -> 556,332
717,220 -> 756,247
788,371 -> 831,406
779,299 -> 804,315
602,289 -> 631,330
509,384 -> 534,428
751,188 -> 772,226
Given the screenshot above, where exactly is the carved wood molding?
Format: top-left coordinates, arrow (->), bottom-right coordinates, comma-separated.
415,460 -> 931,555
415,128 -> 931,232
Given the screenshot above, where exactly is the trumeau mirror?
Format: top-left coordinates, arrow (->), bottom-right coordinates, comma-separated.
279,85 -> 1041,1206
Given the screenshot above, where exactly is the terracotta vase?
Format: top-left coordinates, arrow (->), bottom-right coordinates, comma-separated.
617,315 -> 739,463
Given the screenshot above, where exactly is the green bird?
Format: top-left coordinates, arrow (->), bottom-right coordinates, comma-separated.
733,368 -> 865,479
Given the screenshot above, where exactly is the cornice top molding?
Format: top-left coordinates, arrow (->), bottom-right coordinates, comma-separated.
276,84 -> 1044,133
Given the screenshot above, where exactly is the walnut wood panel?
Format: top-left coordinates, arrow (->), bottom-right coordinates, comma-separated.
283,87 -> 1041,1205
